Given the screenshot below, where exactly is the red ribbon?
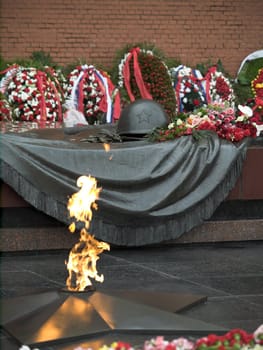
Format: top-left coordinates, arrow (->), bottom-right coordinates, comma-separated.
204,66 -> 217,104
123,51 -> 135,101
48,78 -> 63,122
113,91 -> 121,121
95,71 -> 107,113
0,64 -> 18,76
36,71 -> 47,122
44,68 -> 63,122
175,75 -> 183,111
77,70 -> 88,114
122,47 -> 152,102
0,64 -> 19,93
45,66 -> 65,99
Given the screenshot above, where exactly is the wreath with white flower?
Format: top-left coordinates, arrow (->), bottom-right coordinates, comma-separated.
118,50 -> 134,90
205,66 -> 235,107
0,66 -> 64,122
171,65 -> 207,113
0,95 -> 12,121
64,65 -> 120,124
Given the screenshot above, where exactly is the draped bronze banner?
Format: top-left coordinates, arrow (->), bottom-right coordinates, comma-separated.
0,125 -> 249,246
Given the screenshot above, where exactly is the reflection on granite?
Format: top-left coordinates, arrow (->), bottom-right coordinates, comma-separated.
1,241 -> 263,349
0,120 -> 63,134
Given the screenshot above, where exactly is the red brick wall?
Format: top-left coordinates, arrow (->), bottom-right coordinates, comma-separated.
1,0 -> 262,77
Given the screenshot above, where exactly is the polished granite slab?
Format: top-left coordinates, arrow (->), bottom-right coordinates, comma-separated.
1,241 -> 263,350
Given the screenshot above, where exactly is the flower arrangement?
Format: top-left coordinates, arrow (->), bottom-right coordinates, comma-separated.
170,64 -> 236,115
21,326 -> 263,350
251,68 -> 263,99
64,65 -> 120,124
0,65 -> 64,123
239,67 -> 263,136
117,46 -> 177,119
149,102 -> 258,143
143,336 -> 195,350
243,98 -> 263,136
99,341 -> 134,350
171,65 -> 207,113
205,67 -> 235,107
195,328 -> 263,350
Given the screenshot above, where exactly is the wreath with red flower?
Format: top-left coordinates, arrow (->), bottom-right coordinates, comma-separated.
251,68 -> 263,99
118,47 -> 177,119
242,68 -> 263,135
205,67 -> 235,107
0,66 -> 64,122
246,97 -> 263,126
64,65 -> 120,124
251,68 -> 263,115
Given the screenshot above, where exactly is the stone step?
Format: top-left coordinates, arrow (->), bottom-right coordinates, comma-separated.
1,218 -> 262,252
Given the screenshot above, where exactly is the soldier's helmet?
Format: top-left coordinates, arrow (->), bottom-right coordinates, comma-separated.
117,99 -> 169,136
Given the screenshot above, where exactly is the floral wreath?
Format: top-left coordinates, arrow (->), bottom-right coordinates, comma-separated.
251,68 -> 263,107
117,47 -> 176,119
65,65 -> 120,124
171,65 -> 207,113
205,66 -> 235,107
246,68 -> 263,134
0,65 -> 64,122
118,47 -> 155,100
0,98 -> 12,121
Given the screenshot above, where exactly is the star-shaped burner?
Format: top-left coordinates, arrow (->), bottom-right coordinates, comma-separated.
1,289 -> 226,349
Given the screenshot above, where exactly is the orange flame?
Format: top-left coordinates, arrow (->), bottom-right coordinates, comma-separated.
103,143 -> 113,160
103,143 -> 110,152
66,175 -> 110,291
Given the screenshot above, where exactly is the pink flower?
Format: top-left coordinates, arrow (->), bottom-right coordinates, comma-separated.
224,107 -> 235,115
254,324 -> 263,344
172,337 -> 194,350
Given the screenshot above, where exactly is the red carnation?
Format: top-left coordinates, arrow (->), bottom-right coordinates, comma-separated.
115,341 -> 131,350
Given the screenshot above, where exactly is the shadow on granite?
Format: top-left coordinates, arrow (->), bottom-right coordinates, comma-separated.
1,241 -> 263,350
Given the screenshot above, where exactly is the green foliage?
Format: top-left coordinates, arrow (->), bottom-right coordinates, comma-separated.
0,54 -> 8,71
233,83 -> 253,105
234,58 -> 263,105
0,51 -> 61,71
62,59 -> 87,77
216,59 -> 227,75
165,57 -> 181,70
61,59 -> 110,79
30,51 -> 58,69
195,59 -> 228,76
195,59 -> 214,76
237,57 -> 263,85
